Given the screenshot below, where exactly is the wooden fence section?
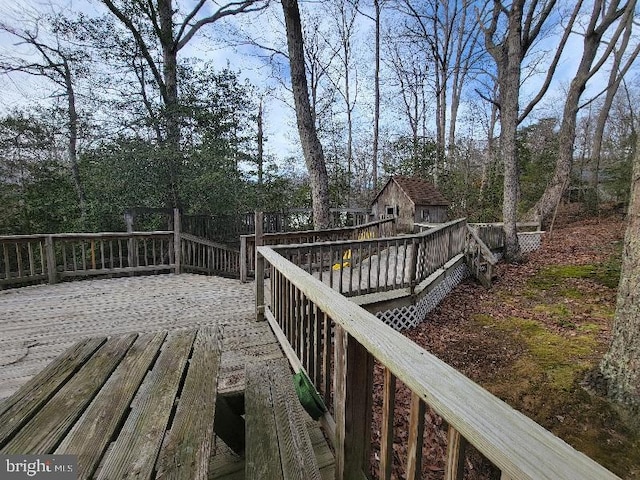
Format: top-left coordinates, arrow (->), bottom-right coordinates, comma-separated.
180,233 -> 240,277
257,246 -> 620,480
269,219 -> 466,297
239,218 -> 396,282
0,232 -> 175,287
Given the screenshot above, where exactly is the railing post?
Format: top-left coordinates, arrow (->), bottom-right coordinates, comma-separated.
255,211 -> 265,321
240,235 -> 247,282
125,212 -> 136,272
45,235 -> 57,284
408,237 -> 419,294
173,208 -> 181,274
334,325 -> 373,480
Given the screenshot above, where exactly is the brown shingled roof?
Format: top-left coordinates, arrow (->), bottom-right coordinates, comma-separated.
372,175 -> 450,206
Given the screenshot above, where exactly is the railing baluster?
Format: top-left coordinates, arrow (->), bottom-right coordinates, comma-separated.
39,241 -> 45,276
15,244 -> 23,278
3,243 -> 11,280
406,392 -> 426,480
380,367 -> 396,480
100,240 -> 105,270
322,311 -> 332,408
90,239 -> 96,270
445,425 -> 467,480
81,241 -> 87,271
28,242 -> 35,276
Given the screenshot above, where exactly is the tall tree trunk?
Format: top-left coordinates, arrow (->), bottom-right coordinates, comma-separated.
158,0 -> 181,209
599,134 -> 640,412
372,0 -> 381,189
497,2 -> 524,262
63,59 -> 86,225
282,0 -> 330,229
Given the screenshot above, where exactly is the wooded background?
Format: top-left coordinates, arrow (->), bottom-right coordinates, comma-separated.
0,0 -> 637,241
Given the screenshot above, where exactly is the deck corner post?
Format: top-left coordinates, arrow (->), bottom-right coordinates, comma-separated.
255,211 -> 265,321
240,236 -> 247,282
334,325 -> 373,480
173,208 -> 181,274
45,235 -> 57,284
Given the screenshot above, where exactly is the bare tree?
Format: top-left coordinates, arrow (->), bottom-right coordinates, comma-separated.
384,36 -> 431,171
398,0 -> 485,158
481,0 -> 579,261
529,0 -> 637,227
281,0 -> 330,228
326,0 -> 360,206
101,0 -> 269,208
590,11 -> 640,212
0,18 -> 88,224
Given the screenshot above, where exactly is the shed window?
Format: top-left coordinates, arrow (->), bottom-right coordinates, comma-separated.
421,209 -> 430,221
385,205 -> 396,216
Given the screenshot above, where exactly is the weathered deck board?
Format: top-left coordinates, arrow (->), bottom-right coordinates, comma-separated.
1,334 -> 137,454
0,337 -> 105,448
155,326 -> 221,480
54,332 -> 167,479
95,330 -> 195,480
0,273 -> 336,480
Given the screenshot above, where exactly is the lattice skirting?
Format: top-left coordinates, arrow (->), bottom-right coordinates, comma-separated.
518,232 -> 543,253
376,262 -> 470,331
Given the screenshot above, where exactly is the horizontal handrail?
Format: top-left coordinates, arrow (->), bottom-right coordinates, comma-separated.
0,231 -> 173,241
258,245 -> 619,480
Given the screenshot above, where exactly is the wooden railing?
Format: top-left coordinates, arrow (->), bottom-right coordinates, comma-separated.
470,221 -> 541,250
268,218 -> 466,297
0,231 -> 175,287
239,217 -> 396,282
180,233 -> 240,277
0,211 -> 242,287
465,225 -> 499,288
257,246 -> 620,480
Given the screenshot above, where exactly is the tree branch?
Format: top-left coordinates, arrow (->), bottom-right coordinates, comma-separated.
518,0 -> 582,123
101,0 -> 167,99
176,0 -> 270,51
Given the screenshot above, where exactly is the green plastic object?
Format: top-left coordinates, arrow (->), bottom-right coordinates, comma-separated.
293,371 -> 327,420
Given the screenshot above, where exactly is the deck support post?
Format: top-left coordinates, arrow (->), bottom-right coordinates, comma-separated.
45,235 -> 57,284
255,211 -> 264,321
334,325 -> 373,480
173,208 -> 181,274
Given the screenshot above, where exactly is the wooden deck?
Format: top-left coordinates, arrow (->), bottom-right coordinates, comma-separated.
0,274 -> 267,401
0,273 -> 335,479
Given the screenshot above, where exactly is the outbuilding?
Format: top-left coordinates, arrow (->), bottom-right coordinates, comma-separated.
371,175 -> 449,232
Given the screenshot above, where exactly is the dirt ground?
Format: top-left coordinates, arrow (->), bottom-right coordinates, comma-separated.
369,206 -> 640,479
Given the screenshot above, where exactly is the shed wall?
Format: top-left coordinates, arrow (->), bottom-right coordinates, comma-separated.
373,182 -> 415,233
